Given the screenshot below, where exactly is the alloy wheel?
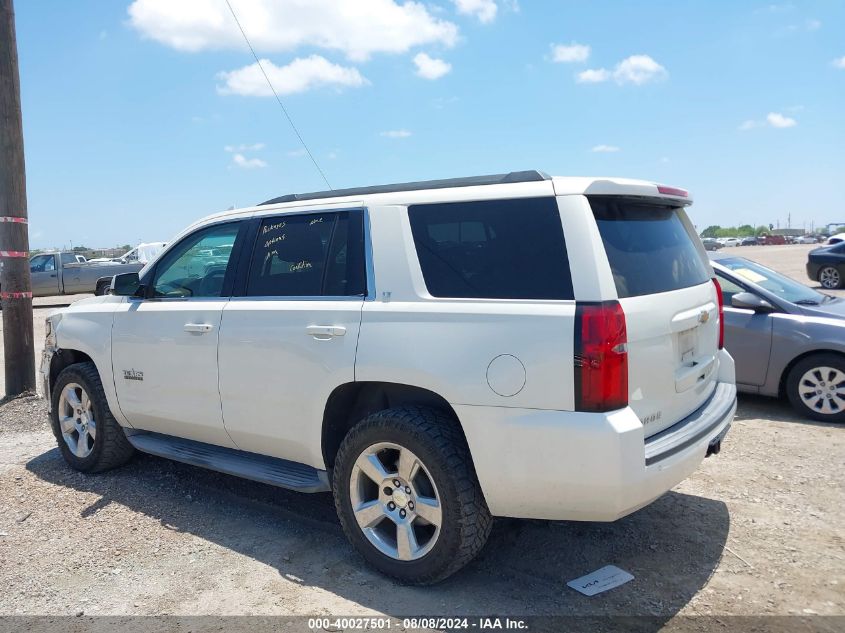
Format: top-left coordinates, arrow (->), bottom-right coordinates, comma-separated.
58,383 -> 96,458
819,266 -> 841,289
349,442 -> 442,561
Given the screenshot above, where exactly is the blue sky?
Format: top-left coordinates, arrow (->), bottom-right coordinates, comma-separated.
15,0 -> 845,249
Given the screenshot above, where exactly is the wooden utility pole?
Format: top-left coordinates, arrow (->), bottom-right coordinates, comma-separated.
0,0 -> 35,396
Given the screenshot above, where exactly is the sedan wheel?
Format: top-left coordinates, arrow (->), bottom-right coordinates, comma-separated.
57,382 -> 97,458
819,266 -> 842,289
786,354 -> 845,423
797,367 -> 845,416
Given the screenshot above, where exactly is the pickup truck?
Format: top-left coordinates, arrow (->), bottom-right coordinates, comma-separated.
26,251 -> 144,297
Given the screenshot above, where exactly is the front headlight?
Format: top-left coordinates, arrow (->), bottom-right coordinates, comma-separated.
45,312 -> 61,347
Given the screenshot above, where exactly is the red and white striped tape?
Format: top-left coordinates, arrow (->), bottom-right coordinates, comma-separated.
0,291 -> 33,300
0,250 -> 28,257
0,216 -> 27,224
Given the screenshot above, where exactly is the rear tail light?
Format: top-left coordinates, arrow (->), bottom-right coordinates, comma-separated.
574,301 -> 628,412
657,184 -> 689,197
712,277 -> 724,349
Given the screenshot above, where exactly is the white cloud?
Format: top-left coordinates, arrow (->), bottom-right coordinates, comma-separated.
766,112 -> 796,128
739,112 -> 797,130
231,153 -> 267,169
613,55 -> 667,85
591,144 -> 620,153
805,18 -> 821,30
216,56 -> 368,97
551,42 -> 590,63
576,68 -> 610,83
380,129 -> 412,138
224,143 -> 265,152
577,54 -> 667,85
833,56 -> 845,69
128,0 -> 458,62
414,53 -> 452,80
287,148 -> 307,157
452,0 -> 497,23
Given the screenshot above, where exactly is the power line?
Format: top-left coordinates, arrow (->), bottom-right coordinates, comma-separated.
224,0 -> 332,190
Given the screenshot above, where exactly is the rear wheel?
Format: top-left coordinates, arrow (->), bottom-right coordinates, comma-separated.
333,406 -> 491,584
786,354 -> 845,423
50,362 -> 136,471
95,280 -> 111,295
818,266 -> 842,289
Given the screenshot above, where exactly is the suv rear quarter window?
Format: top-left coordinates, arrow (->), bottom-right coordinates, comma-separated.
408,197 -> 574,300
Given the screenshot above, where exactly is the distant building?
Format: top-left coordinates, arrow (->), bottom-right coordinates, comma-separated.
770,228 -> 805,237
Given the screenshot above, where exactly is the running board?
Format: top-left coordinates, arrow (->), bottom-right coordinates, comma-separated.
126,432 -> 330,493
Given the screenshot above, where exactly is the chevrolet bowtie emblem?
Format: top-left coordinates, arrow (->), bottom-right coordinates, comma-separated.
698,310 -> 710,324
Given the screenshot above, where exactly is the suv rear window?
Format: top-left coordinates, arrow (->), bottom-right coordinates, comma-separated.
408,197 -> 574,300
589,197 -> 710,298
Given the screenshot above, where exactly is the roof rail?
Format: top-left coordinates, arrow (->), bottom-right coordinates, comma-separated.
258,170 -> 550,206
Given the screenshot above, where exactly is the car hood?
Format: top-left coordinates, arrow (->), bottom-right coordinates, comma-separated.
797,297 -> 845,319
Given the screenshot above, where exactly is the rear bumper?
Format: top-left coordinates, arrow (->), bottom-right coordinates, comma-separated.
806,261 -> 820,282
457,375 -> 736,522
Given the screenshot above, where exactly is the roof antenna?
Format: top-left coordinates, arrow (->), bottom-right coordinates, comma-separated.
224,0 -> 332,190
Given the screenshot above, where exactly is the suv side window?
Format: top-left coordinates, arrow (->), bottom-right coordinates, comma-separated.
152,222 -> 241,298
246,211 -> 365,297
408,197 -> 574,300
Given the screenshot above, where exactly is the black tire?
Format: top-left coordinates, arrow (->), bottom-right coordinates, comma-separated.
333,406 -> 492,585
50,362 -> 136,472
818,266 -> 843,290
95,280 -> 110,296
785,353 -> 845,423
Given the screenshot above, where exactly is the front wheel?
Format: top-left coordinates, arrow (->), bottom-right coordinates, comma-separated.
786,354 -> 845,423
818,266 -> 843,289
333,406 -> 491,584
50,362 -> 136,472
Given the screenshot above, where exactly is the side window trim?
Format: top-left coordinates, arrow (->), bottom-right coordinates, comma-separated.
232,207 -> 368,299
141,219 -> 246,300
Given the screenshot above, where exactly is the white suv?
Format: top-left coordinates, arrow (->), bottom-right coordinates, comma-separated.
41,171 -> 736,584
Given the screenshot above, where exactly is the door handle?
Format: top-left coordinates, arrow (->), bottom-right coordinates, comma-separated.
306,325 -> 346,339
184,323 -> 214,333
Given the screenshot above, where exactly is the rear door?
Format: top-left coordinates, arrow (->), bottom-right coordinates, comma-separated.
589,197 -> 719,436
218,209 -> 366,468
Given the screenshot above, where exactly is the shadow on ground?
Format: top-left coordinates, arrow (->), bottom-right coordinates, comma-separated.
27,446 -> 728,620
735,393 -> 844,429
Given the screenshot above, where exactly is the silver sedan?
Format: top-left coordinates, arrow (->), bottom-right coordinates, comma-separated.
710,252 -> 845,423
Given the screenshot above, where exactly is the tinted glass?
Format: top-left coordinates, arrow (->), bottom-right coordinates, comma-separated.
589,197 -> 711,298
408,197 -> 573,300
246,211 -> 365,297
153,222 -> 240,298
61,253 -> 78,265
715,272 -> 745,306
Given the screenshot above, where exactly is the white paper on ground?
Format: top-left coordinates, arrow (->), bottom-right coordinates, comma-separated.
567,565 -> 634,596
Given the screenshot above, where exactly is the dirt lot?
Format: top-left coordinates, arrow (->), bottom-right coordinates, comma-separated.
0,245 -> 843,620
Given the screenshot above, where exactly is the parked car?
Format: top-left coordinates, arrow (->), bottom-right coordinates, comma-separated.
702,237 -> 723,251
721,237 -> 741,247
806,242 -> 845,289
740,236 -> 759,246
827,233 -> 845,245
795,235 -> 819,244
758,234 -> 787,246
710,253 -> 845,422
23,251 -> 144,297
41,172 -> 736,584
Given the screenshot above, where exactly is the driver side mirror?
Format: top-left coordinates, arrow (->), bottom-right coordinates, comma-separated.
731,291 -> 775,313
109,272 -> 144,297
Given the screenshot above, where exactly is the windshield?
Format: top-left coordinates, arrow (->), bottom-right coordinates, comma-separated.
717,257 -> 827,304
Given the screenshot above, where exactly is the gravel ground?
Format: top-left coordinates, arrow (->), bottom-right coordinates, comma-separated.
0,245 -> 843,619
